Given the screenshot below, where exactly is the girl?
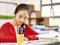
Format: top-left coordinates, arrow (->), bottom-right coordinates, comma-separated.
0,4 -> 39,42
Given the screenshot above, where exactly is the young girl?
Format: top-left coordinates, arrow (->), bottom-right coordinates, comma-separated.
0,4 -> 39,42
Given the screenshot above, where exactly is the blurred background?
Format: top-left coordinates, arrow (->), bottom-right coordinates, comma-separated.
0,0 -> 60,33
0,0 -> 60,27
0,0 -> 60,45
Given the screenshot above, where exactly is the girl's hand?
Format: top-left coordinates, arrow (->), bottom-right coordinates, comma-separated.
24,37 -> 28,41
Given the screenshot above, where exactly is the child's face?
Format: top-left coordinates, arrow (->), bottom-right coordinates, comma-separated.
14,10 -> 28,26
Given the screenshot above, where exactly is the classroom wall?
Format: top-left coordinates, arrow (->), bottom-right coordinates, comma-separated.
0,0 -> 20,3
20,0 -> 40,11
0,0 -> 20,15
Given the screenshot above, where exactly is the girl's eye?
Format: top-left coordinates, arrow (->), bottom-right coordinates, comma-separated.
19,16 -> 22,18
24,17 -> 27,19
19,15 -> 22,18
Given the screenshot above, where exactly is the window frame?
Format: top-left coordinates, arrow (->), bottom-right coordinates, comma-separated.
41,0 -> 60,17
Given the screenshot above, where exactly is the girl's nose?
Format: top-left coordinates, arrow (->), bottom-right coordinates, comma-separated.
20,18 -> 25,22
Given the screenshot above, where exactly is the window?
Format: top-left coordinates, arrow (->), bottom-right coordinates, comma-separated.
42,6 -> 51,17
42,0 -> 51,4
53,5 -> 60,16
53,0 -> 60,3
41,0 -> 60,17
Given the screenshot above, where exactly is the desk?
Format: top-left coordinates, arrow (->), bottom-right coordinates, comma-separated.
0,42 -> 60,45
0,39 -> 60,45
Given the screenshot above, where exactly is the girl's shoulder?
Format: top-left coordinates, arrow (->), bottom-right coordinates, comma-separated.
2,22 -> 11,25
1,22 -> 12,28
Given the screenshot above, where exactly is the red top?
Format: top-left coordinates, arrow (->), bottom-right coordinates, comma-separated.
0,22 -> 39,42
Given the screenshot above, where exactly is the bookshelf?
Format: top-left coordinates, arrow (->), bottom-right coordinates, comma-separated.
29,11 -> 41,25
28,4 -> 49,26
28,4 -> 58,28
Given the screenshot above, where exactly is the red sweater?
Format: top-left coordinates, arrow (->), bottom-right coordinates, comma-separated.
0,22 -> 38,42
